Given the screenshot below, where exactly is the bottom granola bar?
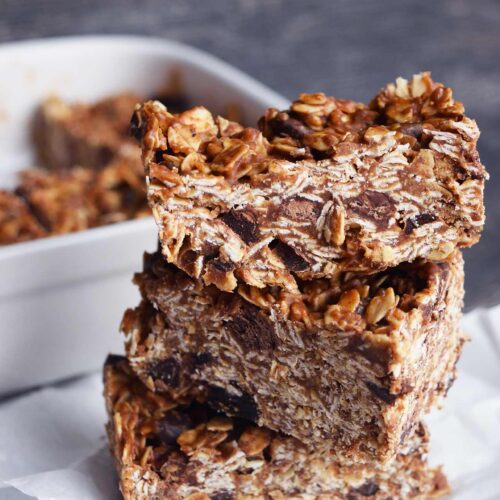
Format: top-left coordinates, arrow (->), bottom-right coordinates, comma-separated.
104,355 -> 449,499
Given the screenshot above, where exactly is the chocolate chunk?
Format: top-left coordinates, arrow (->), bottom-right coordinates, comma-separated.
270,239 -> 309,272
280,196 -> 321,222
259,112 -> 312,140
263,445 -> 273,462
194,352 -> 212,365
210,492 -> 235,500
148,357 -> 180,388
104,354 -> 126,367
404,213 -> 437,234
220,209 -> 259,244
154,149 -> 166,163
345,337 -> 391,366
366,381 -> 397,404
225,301 -> 276,353
143,250 -> 163,274
347,480 -> 380,498
130,109 -> 145,140
453,164 -> 469,183
346,191 -> 395,227
397,123 -> 423,139
151,94 -> 190,114
145,436 -> 162,447
211,259 -> 235,272
204,257 -> 237,290
178,248 -> 200,276
208,384 -> 259,422
156,410 -> 193,445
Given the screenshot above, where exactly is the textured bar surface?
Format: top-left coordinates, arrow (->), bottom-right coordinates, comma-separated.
123,249 -> 464,463
134,72 -> 486,293
104,355 -> 449,499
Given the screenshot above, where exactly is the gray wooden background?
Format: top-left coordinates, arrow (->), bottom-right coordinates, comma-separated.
0,0 -> 498,310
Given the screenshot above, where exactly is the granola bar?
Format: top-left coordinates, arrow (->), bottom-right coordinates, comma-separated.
122,248 -> 464,463
35,93 -> 141,170
104,355 -> 449,499
133,72 -> 486,293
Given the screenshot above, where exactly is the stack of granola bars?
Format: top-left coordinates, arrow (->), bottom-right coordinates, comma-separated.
104,72 -> 487,499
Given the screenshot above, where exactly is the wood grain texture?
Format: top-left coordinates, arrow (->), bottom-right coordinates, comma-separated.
0,0 -> 498,310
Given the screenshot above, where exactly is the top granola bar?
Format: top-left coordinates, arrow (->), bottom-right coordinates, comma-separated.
133,72 -> 487,292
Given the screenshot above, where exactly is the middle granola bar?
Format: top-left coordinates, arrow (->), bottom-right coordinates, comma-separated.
122,248 -> 465,463
132,72 -> 486,293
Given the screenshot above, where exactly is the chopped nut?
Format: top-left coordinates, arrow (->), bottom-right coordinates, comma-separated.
411,149 -> 435,178
270,360 -> 289,381
206,417 -> 234,432
357,284 -> 370,299
139,446 -> 153,466
305,131 -> 339,152
139,419 -> 155,436
204,430 -> 229,448
329,205 -> 346,246
289,301 -> 312,328
239,426 -> 272,456
381,246 -> 396,263
167,123 -> 203,154
427,241 -> 455,261
338,289 -> 360,312
177,427 -> 202,448
186,493 -> 210,500
269,136 -> 309,159
365,288 -> 397,324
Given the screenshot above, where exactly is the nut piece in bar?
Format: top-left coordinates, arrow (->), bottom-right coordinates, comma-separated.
104,355 -> 450,499
123,249 -> 465,463
35,93 -> 142,170
133,72 -> 487,293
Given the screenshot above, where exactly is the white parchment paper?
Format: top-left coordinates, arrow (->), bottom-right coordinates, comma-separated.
1,306 -> 499,499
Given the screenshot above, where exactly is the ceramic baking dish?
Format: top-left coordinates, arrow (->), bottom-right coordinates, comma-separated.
0,35 -> 288,395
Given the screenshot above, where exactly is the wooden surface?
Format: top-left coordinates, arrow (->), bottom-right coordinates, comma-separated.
0,0 -> 498,310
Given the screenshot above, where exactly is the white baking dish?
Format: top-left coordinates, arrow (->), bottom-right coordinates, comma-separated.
0,36 -> 289,396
